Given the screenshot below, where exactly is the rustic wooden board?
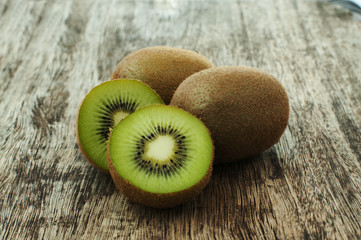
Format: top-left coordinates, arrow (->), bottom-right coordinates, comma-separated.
1,0 -> 360,239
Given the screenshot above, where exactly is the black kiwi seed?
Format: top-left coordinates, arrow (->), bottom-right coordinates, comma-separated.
95,98 -> 137,142
96,127 -> 111,141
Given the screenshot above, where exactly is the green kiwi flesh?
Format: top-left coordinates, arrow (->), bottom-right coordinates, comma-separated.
170,66 -> 289,164
107,105 -> 213,208
77,79 -> 164,172
111,46 -> 212,104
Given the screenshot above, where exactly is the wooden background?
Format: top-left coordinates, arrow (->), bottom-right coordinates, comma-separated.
1,0 -> 360,239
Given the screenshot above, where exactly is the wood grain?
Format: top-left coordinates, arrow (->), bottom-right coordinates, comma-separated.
1,0 -> 360,239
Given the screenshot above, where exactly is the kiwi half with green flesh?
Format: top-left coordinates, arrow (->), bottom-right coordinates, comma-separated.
170,66 -> 289,164
107,105 -> 213,208
111,46 -> 212,104
77,79 -> 164,173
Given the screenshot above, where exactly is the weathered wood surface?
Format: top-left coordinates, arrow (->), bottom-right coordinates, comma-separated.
1,0 -> 360,239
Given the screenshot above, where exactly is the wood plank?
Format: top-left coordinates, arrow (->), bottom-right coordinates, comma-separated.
0,0 -> 360,239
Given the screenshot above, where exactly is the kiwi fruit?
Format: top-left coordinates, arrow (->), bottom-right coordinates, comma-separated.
107,105 -> 213,208
77,79 -> 164,173
170,66 -> 289,164
111,46 -> 212,104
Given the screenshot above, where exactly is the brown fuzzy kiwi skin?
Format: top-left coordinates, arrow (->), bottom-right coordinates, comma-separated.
170,66 -> 290,164
106,128 -> 214,209
111,46 -> 212,104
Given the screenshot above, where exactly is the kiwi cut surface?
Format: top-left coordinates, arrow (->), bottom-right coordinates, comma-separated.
107,105 -> 213,208
77,79 -> 163,172
111,46 -> 212,104
170,66 -> 289,164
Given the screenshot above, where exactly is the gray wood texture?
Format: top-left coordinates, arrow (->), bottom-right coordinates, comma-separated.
1,0 -> 360,239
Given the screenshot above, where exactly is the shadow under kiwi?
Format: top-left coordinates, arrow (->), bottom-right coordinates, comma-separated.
117,148 -> 286,236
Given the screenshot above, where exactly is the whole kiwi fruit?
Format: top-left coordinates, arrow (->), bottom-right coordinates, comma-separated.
111,46 -> 212,104
170,66 -> 289,164
107,105 -> 213,208
77,79 -> 163,173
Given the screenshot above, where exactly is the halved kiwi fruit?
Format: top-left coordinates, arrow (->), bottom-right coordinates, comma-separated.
77,79 -> 164,173
107,105 -> 213,208
111,46 -> 212,104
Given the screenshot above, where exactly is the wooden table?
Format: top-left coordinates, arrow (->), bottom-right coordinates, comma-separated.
1,0 -> 360,239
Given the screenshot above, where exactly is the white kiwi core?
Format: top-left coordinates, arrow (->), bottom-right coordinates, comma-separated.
113,111 -> 130,126
144,135 -> 175,163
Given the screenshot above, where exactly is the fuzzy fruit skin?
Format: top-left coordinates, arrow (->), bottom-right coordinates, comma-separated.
111,46 -> 212,104
170,66 -> 289,164
107,143 -> 213,209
